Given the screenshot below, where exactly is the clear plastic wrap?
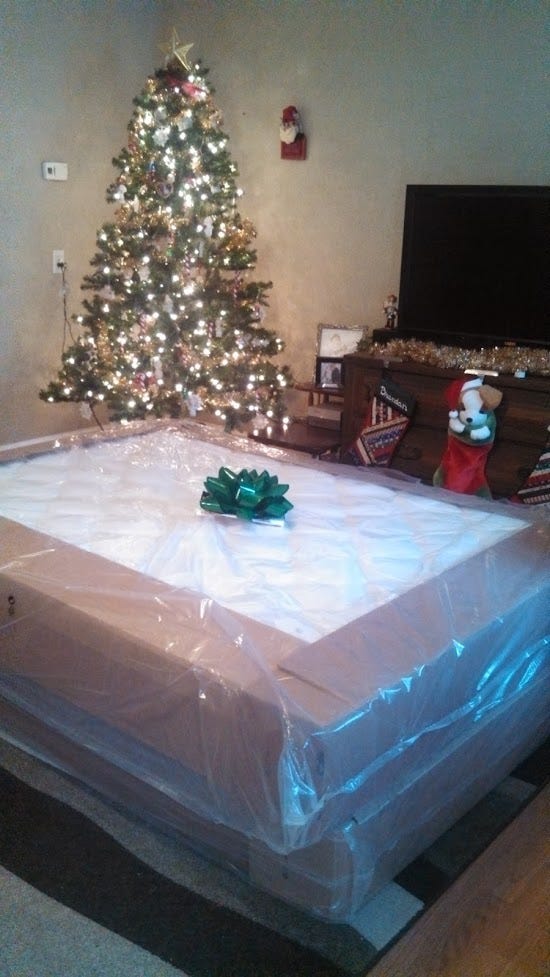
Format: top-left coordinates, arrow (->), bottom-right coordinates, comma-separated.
1,420 -> 548,920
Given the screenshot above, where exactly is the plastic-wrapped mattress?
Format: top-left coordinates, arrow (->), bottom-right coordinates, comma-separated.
0,420 -> 548,920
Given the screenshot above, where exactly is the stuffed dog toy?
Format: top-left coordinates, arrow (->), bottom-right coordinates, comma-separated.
433,376 -> 503,497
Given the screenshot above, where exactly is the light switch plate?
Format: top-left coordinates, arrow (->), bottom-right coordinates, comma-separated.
42,162 -> 68,181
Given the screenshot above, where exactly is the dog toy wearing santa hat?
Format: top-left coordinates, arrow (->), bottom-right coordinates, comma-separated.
433,375 -> 503,498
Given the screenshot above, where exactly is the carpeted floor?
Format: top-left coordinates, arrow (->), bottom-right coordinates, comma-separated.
0,736 -> 547,977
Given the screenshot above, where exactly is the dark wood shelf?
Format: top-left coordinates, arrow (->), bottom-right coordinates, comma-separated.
249,420 -> 341,457
341,354 -> 550,498
293,381 -> 344,406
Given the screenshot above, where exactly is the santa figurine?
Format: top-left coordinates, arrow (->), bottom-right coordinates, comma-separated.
383,294 -> 398,329
280,106 -> 307,159
433,375 -> 503,498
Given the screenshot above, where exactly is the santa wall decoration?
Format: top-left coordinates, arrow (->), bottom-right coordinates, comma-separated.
280,105 -> 307,160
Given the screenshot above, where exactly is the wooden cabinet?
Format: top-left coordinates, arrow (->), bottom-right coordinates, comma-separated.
341,354 -> 550,498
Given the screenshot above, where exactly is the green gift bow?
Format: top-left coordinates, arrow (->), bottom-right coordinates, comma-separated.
200,466 -> 293,522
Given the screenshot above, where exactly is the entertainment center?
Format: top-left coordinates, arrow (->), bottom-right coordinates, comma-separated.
341,184 -> 549,498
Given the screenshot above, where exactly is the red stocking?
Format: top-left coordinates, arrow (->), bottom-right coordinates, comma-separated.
345,377 -> 416,467
511,438 -> 550,504
435,435 -> 494,497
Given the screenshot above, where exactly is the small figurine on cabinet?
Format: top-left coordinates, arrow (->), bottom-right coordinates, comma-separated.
383,294 -> 398,329
433,375 -> 503,498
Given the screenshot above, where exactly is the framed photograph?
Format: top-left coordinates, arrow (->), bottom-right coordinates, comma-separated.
316,356 -> 344,388
317,323 -> 366,358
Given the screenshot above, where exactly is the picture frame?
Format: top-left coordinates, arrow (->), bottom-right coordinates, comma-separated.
316,356 -> 344,388
316,323 -> 366,359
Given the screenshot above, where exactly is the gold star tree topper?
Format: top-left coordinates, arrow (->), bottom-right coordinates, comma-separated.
159,28 -> 194,69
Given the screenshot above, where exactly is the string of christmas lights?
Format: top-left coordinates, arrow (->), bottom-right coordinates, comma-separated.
41,38 -> 291,430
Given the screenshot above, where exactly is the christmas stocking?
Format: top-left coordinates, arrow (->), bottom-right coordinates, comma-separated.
511,437 -> 550,505
345,375 -> 416,467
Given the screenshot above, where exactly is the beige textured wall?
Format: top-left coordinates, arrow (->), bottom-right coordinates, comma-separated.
1,0 -> 548,443
1,0 -> 162,443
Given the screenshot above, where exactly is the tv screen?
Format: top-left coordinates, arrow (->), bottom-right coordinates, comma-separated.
397,185 -> 550,349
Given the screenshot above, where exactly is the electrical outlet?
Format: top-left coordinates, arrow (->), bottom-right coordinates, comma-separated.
52,250 -> 65,274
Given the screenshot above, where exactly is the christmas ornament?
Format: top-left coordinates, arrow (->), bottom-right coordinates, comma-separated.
159,28 -> 194,70
177,113 -> 193,132
157,180 -> 174,199
183,80 -> 207,101
153,126 -> 171,146
133,372 -> 149,390
186,391 -> 203,416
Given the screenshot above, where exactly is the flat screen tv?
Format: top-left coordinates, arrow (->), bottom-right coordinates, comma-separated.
397,185 -> 550,350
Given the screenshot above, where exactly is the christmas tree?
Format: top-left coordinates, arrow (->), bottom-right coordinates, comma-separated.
41,30 -> 291,430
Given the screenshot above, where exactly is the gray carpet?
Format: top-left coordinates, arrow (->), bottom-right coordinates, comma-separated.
0,736 -> 545,977
0,867 -> 186,977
